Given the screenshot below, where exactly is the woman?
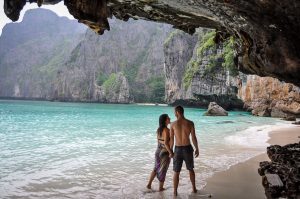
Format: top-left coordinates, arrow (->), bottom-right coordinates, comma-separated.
146,114 -> 173,191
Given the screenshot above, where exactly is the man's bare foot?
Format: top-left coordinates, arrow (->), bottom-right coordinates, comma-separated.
192,188 -> 197,193
159,187 -> 166,192
173,190 -> 178,196
146,184 -> 151,189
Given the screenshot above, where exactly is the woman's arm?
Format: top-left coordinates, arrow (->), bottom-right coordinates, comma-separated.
163,128 -> 173,157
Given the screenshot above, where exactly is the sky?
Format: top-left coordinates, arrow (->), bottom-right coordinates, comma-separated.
0,0 -> 73,35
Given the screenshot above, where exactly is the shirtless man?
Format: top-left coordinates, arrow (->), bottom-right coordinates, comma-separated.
170,105 -> 199,196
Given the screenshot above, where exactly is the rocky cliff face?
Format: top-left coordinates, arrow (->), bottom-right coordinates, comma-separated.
0,9 -> 172,103
164,30 -> 197,103
164,29 -> 244,110
4,0 -> 300,87
59,19 -> 171,103
239,75 -> 300,118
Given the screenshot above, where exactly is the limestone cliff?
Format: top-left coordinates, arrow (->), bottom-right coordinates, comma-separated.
0,9 -> 172,103
0,9 -> 86,99
239,75 -> 300,118
164,30 -> 197,103
164,29 -> 244,110
60,19 -> 171,103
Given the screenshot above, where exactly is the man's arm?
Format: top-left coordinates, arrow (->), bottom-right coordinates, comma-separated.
190,122 -> 199,158
170,123 -> 175,150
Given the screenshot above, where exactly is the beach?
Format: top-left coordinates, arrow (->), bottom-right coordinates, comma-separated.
201,124 -> 300,199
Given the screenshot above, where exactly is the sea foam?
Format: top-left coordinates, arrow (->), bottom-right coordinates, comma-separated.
224,122 -> 292,148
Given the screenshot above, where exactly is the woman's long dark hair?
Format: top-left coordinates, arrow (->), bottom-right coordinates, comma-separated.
157,114 -> 169,137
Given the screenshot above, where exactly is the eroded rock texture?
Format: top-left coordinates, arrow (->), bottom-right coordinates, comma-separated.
164,30 -> 197,103
239,75 -> 300,118
3,0 -> 300,86
258,143 -> 300,199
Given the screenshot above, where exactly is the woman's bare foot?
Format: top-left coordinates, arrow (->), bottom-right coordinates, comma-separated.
159,187 -> 166,192
192,188 -> 197,193
146,184 -> 151,189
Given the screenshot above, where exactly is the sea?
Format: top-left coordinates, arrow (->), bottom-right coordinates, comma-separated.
0,100 -> 289,198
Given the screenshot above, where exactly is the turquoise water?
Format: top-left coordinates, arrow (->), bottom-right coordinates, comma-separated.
0,100 -> 284,198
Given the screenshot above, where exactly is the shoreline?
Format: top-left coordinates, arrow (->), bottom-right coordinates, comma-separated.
200,123 -> 300,199
0,97 -> 132,104
0,98 -> 170,106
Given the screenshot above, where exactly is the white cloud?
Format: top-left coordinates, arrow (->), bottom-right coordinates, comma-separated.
0,1 -> 74,35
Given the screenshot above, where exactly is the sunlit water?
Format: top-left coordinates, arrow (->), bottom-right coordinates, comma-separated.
0,100 -> 287,198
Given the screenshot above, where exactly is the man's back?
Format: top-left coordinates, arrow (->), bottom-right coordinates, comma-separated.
171,118 -> 193,146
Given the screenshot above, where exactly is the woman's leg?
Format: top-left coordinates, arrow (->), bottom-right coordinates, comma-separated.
147,170 -> 156,189
159,181 -> 165,191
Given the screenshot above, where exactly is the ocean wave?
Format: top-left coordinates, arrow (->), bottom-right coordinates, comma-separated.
224,122 -> 292,148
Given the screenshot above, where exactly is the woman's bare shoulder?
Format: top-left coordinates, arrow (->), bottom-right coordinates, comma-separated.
164,127 -> 170,131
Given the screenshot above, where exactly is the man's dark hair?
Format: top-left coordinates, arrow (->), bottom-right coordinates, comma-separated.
175,105 -> 184,115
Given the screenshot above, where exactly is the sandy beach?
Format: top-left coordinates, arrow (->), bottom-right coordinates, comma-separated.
201,124 -> 300,199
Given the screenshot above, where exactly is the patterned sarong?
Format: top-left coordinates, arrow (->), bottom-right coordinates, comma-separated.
153,143 -> 170,182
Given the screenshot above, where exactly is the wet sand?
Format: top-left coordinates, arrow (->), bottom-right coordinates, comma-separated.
201,125 -> 300,199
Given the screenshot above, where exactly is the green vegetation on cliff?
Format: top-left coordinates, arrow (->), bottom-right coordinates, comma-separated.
183,60 -> 199,89
164,30 -> 181,47
222,37 -> 239,76
146,76 -> 165,103
131,76 -> 165,103
196,31 -> 216,57
103,73 -> 121,94
183,30 -> 238,89
96,72 -> 108,86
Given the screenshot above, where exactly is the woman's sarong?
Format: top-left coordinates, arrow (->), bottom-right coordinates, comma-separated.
153,143 -> 170,182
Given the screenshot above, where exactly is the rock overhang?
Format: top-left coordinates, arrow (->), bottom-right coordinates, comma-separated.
3,0 -> 300,86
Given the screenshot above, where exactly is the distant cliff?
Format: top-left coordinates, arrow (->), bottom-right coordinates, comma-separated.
164,29 -> 244,110
0,9 -> 86,100
0,9 -> 171,103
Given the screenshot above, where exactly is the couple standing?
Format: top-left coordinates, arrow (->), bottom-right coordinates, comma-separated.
147,106 -> 199,196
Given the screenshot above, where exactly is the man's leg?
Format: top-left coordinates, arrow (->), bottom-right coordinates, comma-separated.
185,145 -> 196,193
189,169 -> 197,193
173,172 -> 180,196
173,146 -> 183,196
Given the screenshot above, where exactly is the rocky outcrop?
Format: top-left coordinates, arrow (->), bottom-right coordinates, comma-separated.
0,9 -> 172,103
258,143 -> 300,199
4,0 -> 300,87
204,102 -> 228,116
239,75 -> 300,118
95,73 -> 131,103
292,121 -> 300,125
